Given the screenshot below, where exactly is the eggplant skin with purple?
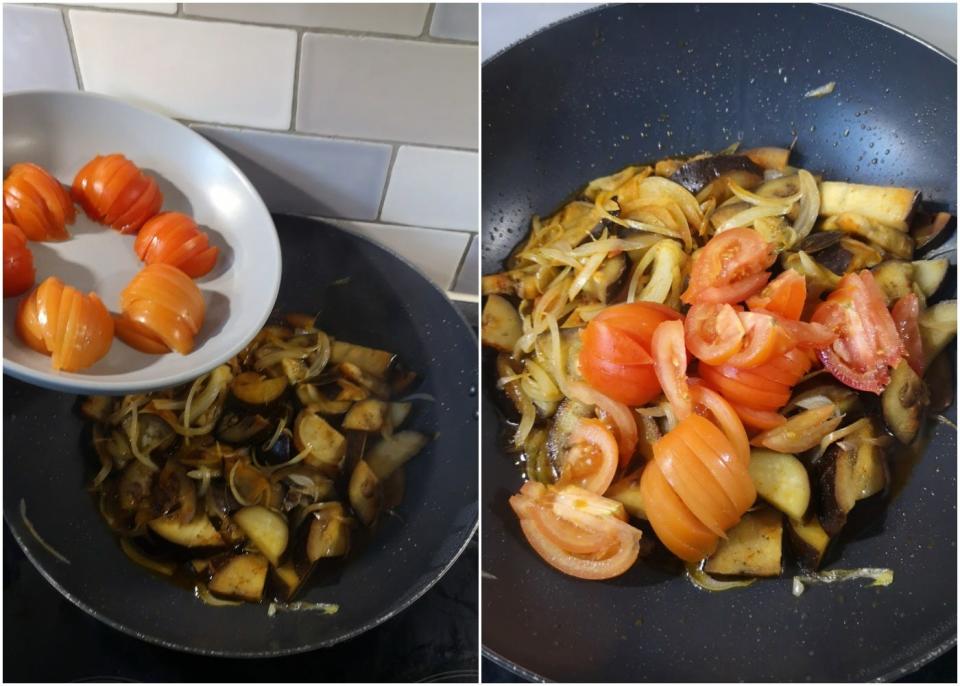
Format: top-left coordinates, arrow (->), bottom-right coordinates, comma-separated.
80,313 -> 429,606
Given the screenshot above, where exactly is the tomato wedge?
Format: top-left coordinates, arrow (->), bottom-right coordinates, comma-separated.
747,268 -> 806,319
724,311 -> 793,368
688,381 -> 750,468
72,154 -> 162,233
729,403 -> 787,431
15,276 -> 114,371
510,481 -> 642,580
699,363 -> 791,410
682,228 -> 775,304
891,293 -> 924,376
3,223 -> 35,297
812,270 -> 903,393
640,461 -> 719,562
557,417 -> 619,494
119,264 -> 205,354
565,380 -> 638,467
3,163 -> 73,241
677,414 -> 756,513
135,212 -> 219,278
651,319 -> 693,418
684,303 -> 745,365
113,312 -> 171,354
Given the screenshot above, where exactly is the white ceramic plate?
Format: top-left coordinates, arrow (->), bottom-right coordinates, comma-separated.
3,90 -> 281,394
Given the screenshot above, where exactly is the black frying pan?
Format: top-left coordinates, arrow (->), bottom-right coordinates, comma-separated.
4,215 -> 478,657
482,4 -> 956,681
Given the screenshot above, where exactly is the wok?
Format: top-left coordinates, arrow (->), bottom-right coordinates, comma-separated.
4,215 -> 478,656
481,4 -> 956,681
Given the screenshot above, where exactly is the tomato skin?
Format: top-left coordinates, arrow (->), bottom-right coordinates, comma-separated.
688,381 -> 750,468
565,380 -> 639,467
812,270 -> 903,393
677,414 -> 755,513
682,228 -> 775,305
747,269 -> 806,319
557,418 -> 619,495
724,311 -> 792,368
510,481 -> 642,580
729,403 -> 786,431
3,223 -> 36,297
72,154 -> 162,233
15,277 -> 114,371
699,363 -> 791,410
891,293 -> 924,376
640,461 -> 719,562
684,303 -> 745,365
135,212 -> 219,278
3,164 -> 73,241
652,319 -> 693,418
579,301 -> 680,406
120,264 -> 205,355
114,312 -> 170,354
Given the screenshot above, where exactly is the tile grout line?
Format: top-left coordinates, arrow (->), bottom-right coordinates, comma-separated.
59,7 -> 85,90
375,145 -> 401,222
39,4 -> 477,46
420,3 -> 436,38
288,29 -> 304,132
185,119 -> 478,155
449,235 -> 475,292
312,215 -> 477,239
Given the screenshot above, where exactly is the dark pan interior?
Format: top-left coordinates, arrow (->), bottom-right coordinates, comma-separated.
481,4 -> 956,682
4,215 -> 478,656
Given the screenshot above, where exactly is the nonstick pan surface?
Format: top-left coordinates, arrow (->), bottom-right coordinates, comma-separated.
5,215 -> 478,656
481,4 -> 956,681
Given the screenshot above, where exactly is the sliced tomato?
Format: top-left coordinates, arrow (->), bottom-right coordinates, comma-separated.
134,212 -> 219,278
4,163 -> 73,241
582,320 -> 653,366
747,268 -> 806,319
557,417 -> 619,495
565,380 -> 638,467
12,163 -> 75,231
640,460 -> 718,562
113,313 -> 170,354
3,223 -> 35,297
812,270 -> 903,393
120,264 -> 205,355
724,311 -> 792,368
578,354 -> 662,407
688,380 -> 750,468
651,319 -> 693,419
510,481 -> 641,580
729,403 -> 786,431
15,289 -> 47,354
752,346 -> 814,387
698,363 -> 791,410
684,302 -> 745,365
682,228 -> 775,304
771,316 -> 836,349
72,154 -> 162,233
677,414 -> 756,513
891,293 -> 924,376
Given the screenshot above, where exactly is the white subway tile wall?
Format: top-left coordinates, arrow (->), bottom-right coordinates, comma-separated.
4,3 -> 479,295
3,6 -> 78,92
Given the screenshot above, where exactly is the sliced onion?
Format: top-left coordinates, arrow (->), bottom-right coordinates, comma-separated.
120,537 -> 175,576
686,562 -> 756,592
729,180 -> 801,208
568,250 -> 607,300
751,404 -> 844,453
521,359 -> 562,403
565,380 -> 638,465
792,567 -> 892,597
792,169 -> 820,240
20,498 -> 71,564
196,584 -> 242,606
267,600 -> 339,616
716,204 -> 790,233
815,417 -> 871,459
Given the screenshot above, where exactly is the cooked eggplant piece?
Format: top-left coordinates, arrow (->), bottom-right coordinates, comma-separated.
871,258 -> 949,305
748,449 -> 810,520
306,503 -> 350,561
785,382 -> 862,417
259,431 -> 293,465
912,211 -> 955,251
581,252 -> 626,303
798,230 -> 843,254
810,241 -> 853,276
342,399 -> 389,432
385,402 -> 412,433
821,213 -> 914,259
338,361 -> 389,399
281,358 -> 309,385
348,459 -> 382,526
709,201 -> 750,231
208,553 -> 269,602
752,215 -> 797,252
271,562 -> 308,600
786,517 -> 831,570
153,460 -> 197,523
294,410 -> 347,470
330,340 -> 394,377
335,379 -> 369,402
523,426 -> 553,483
671,154 -> 764,194
482,294 -> 523,351
755,174 -> 802,200
229,459 -> 274,507
918,300 -> 957,366
365,431 -> 429,480
80,395 -> 113,422
819,181 -> 919,229
121,412 -> 177,457
299,392 -> 353,416
383,467 -> 406,510
704,508 -> 783,577
781,250 -> 840,299
605,469 -> 646,520
118,460 -> 156,511
925,351 -> 955,413
635,414 -> 661,462
851,421 -> 888,500
743,147 -> 791,171
234,505 -> 289,566
216,411 -> 272,445
148,513 -> 224,548
816,444 -> 859,536
284,312 -> 317,330
882,360 -> 929,444
912,259 -> 949,299
231,372 -> 288,405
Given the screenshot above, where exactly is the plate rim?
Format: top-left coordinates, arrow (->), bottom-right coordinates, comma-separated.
479,2 -> 957,681
2,88 -> 282,396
